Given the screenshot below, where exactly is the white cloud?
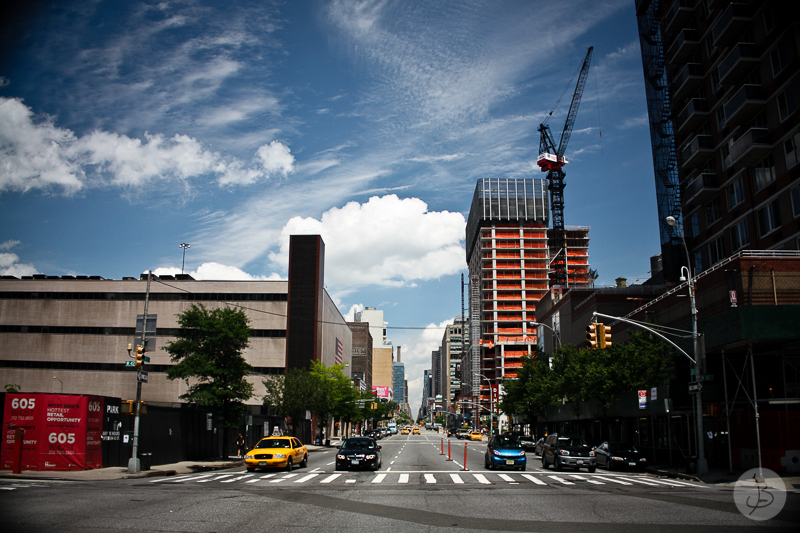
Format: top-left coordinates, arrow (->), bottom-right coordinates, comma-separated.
343,303 -> 365,322
0,241 -> 39,277
0,97 -> 297,194
269,194 -> 466,289
152,262 -> 284,281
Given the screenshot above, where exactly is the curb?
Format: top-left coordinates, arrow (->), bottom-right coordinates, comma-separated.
647,468 -> 702,483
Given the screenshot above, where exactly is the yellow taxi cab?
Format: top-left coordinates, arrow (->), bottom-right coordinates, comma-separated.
469,431 -> 483,441
412,427 -> 420,434
401,427 -> 410,435
244,436 -> 308,472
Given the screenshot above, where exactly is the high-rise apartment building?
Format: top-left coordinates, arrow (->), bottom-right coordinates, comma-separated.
637,0 -> 800,272
438,316 -> 468,414
465,178 -> 550,422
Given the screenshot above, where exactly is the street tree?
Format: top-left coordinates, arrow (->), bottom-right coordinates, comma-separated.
164,304 -> 254,458
499,350 -> 560,427
261,368 -> 319,437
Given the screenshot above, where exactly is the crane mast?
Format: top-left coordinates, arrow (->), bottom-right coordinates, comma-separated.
537,46 -> 593,287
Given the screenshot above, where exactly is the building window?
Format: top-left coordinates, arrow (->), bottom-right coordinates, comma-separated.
757,200 -> 781,237
689,212 -> 700,238
778,89 -> 796,123
706,197 -> 721,226
791,185 -> 800,218
785,131 -> 800,169
709,236 -> 725,265
770,40 -> 789,78
753,155 -> 776,192
716,106 -> 726,131
721,141 -> 731,168
727,175 -> 745,209
730,219 -> 749,252
764,3 -> 776,35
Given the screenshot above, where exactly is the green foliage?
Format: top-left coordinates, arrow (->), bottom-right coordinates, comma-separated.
4,384 -> 21,393
501,332 -> 674,422
164,304 -> 255,429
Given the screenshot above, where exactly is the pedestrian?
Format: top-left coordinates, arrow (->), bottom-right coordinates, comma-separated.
236,433 -> 245,458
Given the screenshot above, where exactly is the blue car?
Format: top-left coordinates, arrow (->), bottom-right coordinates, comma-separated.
484,434 -> 526,471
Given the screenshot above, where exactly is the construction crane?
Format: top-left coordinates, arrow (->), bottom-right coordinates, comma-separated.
537,46 -> 593,287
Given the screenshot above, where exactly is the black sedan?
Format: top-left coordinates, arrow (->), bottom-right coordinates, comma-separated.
335,437 -> 382,471
594,441 -> 647,472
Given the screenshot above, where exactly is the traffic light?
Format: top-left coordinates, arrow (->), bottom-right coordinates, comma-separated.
586,323 -> 598,349
135,345 -> 144,368
599,323 -> 612,349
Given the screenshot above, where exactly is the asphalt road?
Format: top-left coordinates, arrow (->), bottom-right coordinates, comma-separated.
1,431 -> 797,532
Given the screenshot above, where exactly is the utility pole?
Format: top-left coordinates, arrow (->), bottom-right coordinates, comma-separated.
128,271 -> 152,474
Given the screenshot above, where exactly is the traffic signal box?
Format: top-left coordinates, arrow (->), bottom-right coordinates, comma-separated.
135,345 -> 144,368
586,323 -> 598,349
599,324 -> 612,349
120,400 -> 147,415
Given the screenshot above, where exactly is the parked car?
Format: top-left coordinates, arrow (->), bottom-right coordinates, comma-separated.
244,436 -> 308,472
484,434 -> 526,471
335,437 -> 382,471
594,441 -> 647,472
541,433 -> 596,472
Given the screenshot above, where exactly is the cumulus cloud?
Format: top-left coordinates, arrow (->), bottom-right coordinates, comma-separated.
269,194 -> 466,289
0,97 -> 295,194
0,240 -> 39,277
152,262 -> 284,281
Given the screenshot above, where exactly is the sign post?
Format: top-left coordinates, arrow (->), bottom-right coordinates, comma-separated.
128,271 -> 152,474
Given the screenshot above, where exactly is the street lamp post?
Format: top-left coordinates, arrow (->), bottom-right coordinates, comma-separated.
53,376 -> 63,394
529,321 -> 560,350
179,243 -> 190,274
666,215 -> 708,475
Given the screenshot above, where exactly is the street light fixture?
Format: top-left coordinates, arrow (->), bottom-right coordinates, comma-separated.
666,215 -> 708,475
179,243 -> 190,274
53,376 -> 63,394
529,321 -> 561,350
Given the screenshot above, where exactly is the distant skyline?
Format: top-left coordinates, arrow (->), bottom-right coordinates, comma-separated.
1,1 -> 662,415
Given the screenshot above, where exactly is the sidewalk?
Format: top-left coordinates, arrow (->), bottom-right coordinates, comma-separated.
0,443 -> 331,482
645,463 -> 800,492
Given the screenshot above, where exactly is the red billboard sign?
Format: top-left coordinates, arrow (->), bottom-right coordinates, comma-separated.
2,393 -> 104,471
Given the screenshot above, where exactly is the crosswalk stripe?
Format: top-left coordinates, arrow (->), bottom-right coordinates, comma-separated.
596,476 -> 633,485
616,476 -> 660,486
570,475 -> 604,485
472,473 -> 491,484
398,474 -> 409,484
198,474 -> 234,483
221,474 -> 254,483
521,474 -> 547,485
450,474 -> 464,484
424,474 -> 436,484
372,474 -> 387,484
151,473 -> 214,483
294,474 -> 319,484
548,475 -> 574,485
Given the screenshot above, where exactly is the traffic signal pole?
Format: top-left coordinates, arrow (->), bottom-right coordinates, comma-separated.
128,271 -> 151,474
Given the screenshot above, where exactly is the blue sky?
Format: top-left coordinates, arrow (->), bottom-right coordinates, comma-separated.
1,0 -> 661,415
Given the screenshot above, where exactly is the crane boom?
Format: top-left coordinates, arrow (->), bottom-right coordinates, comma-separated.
537,46 -> 593,287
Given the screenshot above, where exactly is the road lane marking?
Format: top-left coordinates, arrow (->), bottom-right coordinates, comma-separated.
345,479 -> 356,483
221,474 -> 253,483
294,474 -> 319,483
150,473 -> 213,483
398,474 -> 409,484
596,476 -> 632,485
521,474 -> 546,485
269,473 -> 299,483
198,474 -> 235,483
548,475 -> 574,485
497,474 -> 516,483
424,474 -> 436,484
320,474 -> 341,484
616,476 -> 660,486
372,474 -> 387,484
450,474 -> 464,484
472,473 -> 491,484
570,475 -> 603,484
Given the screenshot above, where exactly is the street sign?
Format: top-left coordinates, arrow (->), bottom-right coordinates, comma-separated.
137,371 -> 148,383
125,361 -> 136,367
700,374 -> 714,382
688,382 -> 702,393
144,356 -> 151,363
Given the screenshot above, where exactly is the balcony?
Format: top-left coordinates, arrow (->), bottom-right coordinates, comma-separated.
723,84 -> 764,128
717,43 -> 758,86
667,29 -> 699,64
729,128 -> 771,168
684,172 -> 719,206
712,3 -> 752,47
663,0 -> 695,34
680,134 -> 714,169
676,98 -> 709,134
671,63 -> 704,101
